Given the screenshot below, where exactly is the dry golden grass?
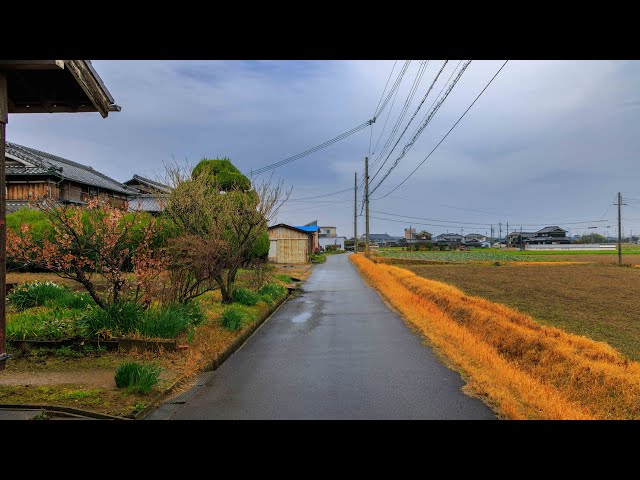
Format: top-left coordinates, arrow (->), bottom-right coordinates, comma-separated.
407,263 -> 640,360
350,254 -> 640,420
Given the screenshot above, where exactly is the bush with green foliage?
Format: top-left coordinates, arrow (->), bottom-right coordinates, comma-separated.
8,281 -> 94,311
221,305 -> 253,331
232,287 -> 261,306
192,158 -> 251,191
138,302 -> 205,339
114,362 -> 161,394
79,301 -> 204,339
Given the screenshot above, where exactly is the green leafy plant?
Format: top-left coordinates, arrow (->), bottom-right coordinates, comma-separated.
221,305 -> 252,331
55,345 -> 84,358
274,274 -> 292,283
258,283 -> 287,305
114,362 -> 161,394
232,287 -> 261,306
7,307 -> 87,340
7,281 -> 93,311
80,301 -> 204,339
138,302 -> 205,339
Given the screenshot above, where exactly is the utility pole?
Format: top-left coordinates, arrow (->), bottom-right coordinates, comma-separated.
0,74 -> 7,369
506,222 -> 509,248
354,172 -> 358,254
617,192 -> 624,266
365,156 -> 370,259
409,225 -> 412,252
490,224 -> 494,246
498,222 -> 502,249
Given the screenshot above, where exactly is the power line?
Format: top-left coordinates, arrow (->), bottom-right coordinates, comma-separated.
370,60 -> 429,172
375,60 -> 509,199
370,60 -> 449,184
370,60 -> 473,195
250,120 -> 373,176
371,210 -> 491,225
369,61 -> 397,157
375,61 -> 411,119
288,187 -> 353,201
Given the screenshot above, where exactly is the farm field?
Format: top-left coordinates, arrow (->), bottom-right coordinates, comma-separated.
405,263 -> 640,360
378,247 -> 640,264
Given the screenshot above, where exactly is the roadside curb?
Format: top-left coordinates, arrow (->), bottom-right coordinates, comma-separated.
0,403 -> 127,420
132,290 -> 295,420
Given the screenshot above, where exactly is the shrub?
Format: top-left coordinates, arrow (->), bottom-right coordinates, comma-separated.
221,305 -> 253,331
8,282 -> 68,310
114,362 -> 161,394
79,302 -> 145,339
232,287 -> 261,306
311,253 -> 327,264
258,283 -> 287,305
80,301 -> 204,339
138,302 -> 205,339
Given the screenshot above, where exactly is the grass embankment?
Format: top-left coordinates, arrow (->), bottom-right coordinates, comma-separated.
350,254 -> 640,420
2,277 -> 291,416
405,264 -> 640,360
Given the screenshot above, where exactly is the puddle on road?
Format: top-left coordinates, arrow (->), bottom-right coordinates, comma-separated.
291,311 -> 312,323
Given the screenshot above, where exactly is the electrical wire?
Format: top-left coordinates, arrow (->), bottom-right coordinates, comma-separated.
374,60 -> 509,199
370,60 -> 473,195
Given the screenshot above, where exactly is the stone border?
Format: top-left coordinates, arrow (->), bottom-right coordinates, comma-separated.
0,403 -> 127,420
131,292 -> 293,420
8,338 -> 177,353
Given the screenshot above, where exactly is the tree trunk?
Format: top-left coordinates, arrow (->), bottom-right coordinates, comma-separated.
75,272 -> 106,309
216,275 -> 233,304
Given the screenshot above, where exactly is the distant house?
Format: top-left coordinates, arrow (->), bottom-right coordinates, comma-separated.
464,233 -> 487,243
414,230 -> 432,241
361,233 -> 400,245
124,174 -> 171,214
506,231 -> 536,247
319,236 -> 346,250
5,142 -> 133,213
525,226 -> 570,245
404,227 -> 416,239
435,233 -> 465,244
318,226 -> 337,238
268,224 -> 313,264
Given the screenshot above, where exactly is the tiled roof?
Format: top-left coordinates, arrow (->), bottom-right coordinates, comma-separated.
6,142 -> 133,195
6,165 -> 59,176
125,174 -> 171,194
536,226 -> 566,234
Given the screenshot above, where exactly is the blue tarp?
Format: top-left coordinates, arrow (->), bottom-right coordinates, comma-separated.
294,225 -> 319,232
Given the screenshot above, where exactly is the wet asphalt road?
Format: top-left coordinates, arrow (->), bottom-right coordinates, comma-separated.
167,253 -> 495,419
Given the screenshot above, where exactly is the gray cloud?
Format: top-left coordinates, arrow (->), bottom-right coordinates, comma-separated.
6,60 -> 640,238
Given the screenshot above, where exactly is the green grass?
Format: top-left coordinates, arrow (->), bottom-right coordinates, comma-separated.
232,287 -> 261,306
274,274 -> 292,283
8,281 -> 94,311
311,253 -> 327,264
114,362 -> 161,394
380,246 -> 640,257
7,307 -> 88,340
221,304 -> 254,331
258,283 -> 287,306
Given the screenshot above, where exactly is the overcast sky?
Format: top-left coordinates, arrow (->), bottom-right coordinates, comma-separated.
7,60 -> 640,238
